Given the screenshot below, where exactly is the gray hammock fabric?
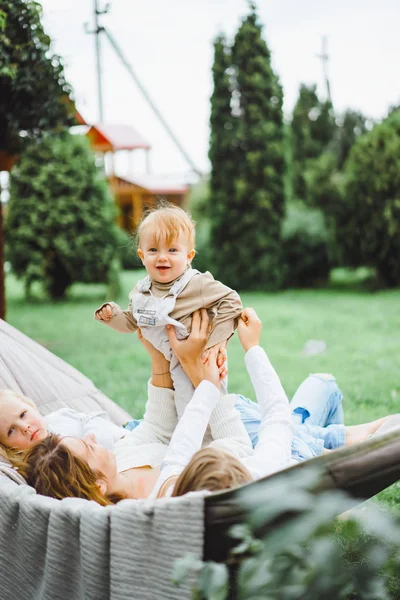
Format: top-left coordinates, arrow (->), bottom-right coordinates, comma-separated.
0,319 -> 204,600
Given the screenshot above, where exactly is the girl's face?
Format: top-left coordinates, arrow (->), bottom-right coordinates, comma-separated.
0,395 -> 47,450
61,433 -> 117,491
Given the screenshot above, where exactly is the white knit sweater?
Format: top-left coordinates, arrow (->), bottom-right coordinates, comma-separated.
149,346 -> 293,498
113,379 -> 253,474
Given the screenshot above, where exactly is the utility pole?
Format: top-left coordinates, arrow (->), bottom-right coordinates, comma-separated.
85,1 -> 110,122
85,2 -> 202,175
317,35 -> 333,108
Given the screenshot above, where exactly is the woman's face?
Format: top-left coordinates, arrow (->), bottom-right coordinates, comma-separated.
61,434 -> 117,490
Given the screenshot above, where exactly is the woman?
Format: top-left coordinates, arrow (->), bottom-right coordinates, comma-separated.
18,309 -> 391,504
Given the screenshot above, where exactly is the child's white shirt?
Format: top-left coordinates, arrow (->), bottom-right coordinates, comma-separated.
150,346 -> 293,498
45,408 -> 125,450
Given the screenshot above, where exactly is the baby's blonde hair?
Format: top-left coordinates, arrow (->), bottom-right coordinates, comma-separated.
167,447 -> 252,497
137,201 -> 196,249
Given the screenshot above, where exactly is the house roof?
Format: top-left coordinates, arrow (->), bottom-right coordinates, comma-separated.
116,172 -> 188,195
86,124 -> 152,151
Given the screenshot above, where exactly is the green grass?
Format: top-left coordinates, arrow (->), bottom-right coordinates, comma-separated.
4,270 -> 400,509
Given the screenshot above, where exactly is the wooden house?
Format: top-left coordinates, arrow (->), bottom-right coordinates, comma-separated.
86,123 -> 188,231
109,174 -> 188,231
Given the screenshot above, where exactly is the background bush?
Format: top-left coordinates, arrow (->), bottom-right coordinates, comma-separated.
282,204 -> 331,288
175,467 -> 400,599
115,229 -> 142,270
6,133 -> 120,298
337,112 -> 400,287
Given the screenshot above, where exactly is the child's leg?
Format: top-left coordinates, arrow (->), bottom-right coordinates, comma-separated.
169,354 -> 196,419
290,374 -> 346,450
233,395 -> 261,447
234,374 -> 346,451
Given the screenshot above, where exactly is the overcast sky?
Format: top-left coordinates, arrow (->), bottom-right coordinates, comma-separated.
40,0 -> 400,177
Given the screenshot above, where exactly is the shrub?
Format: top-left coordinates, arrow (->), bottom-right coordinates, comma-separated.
6,133 -> 120,298
174,468 -> 400,599
115,229 -> 142,270
281,204 -> 331,288
337,112 -> 400,287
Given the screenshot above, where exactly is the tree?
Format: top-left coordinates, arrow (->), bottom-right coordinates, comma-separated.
0,0 -> 74,317
291,84 -> 336,200
208,34 -> 238,278
337,111 -> 400,286
334,109 -> 368,169
6,133 -> 119,299
209,5 -> 286,290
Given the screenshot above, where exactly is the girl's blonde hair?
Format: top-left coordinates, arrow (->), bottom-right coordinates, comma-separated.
17,434 -> 124,506
137,201 -> 196,249
167,447 -> 252,497
0,389 -> 37,408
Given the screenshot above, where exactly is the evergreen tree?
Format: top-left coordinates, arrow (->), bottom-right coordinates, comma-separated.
210,4 -> 286,290
0,0 -> 74,318
208,34 -> 238,278
334,109 -> 368,169
336,112 -> 400,286
6,133 -> 119,299
291,84 -> 336,200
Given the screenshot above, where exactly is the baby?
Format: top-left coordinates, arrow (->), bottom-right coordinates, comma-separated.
95,202 -> 243,417
0,389 -> 124,455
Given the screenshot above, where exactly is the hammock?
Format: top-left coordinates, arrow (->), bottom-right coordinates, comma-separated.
0,318 -> 399,600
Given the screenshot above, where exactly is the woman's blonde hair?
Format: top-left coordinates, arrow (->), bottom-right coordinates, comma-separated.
137,200 -> 196,249
17,434 -> 124,506
169,447 -> 252,497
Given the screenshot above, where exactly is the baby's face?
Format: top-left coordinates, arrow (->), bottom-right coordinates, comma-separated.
0,395 -> 47,450
138,230 -> 195,283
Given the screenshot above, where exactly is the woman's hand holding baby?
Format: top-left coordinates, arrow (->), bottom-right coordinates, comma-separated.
95,303 -> 113,322
238,308 -> 262,352
167,309 -> 225,388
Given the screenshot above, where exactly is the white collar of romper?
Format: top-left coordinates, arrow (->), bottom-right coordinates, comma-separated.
140,267 -> 195,295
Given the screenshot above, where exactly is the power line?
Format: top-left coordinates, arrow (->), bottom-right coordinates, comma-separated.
85,2 -> 202,176
104,29 -> 202,177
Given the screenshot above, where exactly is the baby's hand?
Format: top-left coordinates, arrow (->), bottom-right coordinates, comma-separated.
95,303 -> 113,322
202,346 -> 221,389
201,342 -> 228,376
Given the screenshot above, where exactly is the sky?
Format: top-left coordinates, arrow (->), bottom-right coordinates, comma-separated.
39,0 -> 400,178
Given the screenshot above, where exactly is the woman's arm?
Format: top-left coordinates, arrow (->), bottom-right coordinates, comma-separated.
238,309 -> 292,479
116,330 -> 176,456
137,329 -> 173,390
150,348 -> 222,497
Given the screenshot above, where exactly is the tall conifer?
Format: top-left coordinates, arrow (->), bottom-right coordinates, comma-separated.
208,34 -> 238,280
209,5 -> 286,290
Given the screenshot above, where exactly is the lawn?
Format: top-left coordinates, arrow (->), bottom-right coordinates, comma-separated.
4,270 -> 400,509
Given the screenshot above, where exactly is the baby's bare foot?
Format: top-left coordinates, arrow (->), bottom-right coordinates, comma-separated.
345,417 -> 389,446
